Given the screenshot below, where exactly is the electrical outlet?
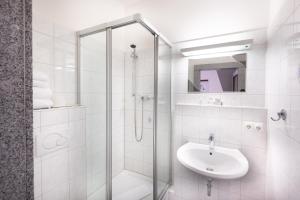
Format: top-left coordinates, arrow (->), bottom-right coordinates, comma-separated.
243,121 -> 263,132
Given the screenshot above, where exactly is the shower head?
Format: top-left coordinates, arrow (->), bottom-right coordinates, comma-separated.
130,44 -> 138,58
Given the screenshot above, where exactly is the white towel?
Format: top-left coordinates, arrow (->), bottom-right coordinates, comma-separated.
33,80 -> 50,88
33,88 -> 53,99
33,71 -> 49,81
33,99 -> 54,109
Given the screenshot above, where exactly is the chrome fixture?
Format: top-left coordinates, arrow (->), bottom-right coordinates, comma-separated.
131,44 -> 138,98
208,97 -> 223,105
130,44 -> 138,59
271,109 -> 287,121
213,98 -> 223,105
207,179 -> 213,196
208,134 -> 215,155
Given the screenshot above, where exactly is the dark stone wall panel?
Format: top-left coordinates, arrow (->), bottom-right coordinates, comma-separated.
0,0 -> 33,199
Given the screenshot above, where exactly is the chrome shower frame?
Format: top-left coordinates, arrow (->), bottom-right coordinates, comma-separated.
76,14 -> 173,200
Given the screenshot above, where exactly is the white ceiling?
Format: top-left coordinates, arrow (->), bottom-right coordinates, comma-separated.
33,0 -> 126,30
121,0 -> 270,43
115,0 -> 145,6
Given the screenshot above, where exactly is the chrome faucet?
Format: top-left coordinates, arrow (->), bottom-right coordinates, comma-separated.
208,134 -> 215,155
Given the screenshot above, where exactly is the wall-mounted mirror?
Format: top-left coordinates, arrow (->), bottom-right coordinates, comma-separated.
188,53 -> 246,93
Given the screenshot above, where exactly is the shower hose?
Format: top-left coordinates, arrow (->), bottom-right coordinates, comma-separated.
134,95 -> 144,142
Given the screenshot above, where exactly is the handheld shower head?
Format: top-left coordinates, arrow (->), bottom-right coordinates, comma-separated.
130,44 -> 138,58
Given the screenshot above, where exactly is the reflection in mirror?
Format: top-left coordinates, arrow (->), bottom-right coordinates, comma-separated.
188,53 -> 246,93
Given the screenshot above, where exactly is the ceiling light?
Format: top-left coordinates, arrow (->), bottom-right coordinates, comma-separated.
181,39 -> 253,57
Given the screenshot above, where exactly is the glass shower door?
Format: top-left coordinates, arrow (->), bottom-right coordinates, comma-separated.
155,37 -> 172,198
111,23 -> 155,200
80,31 -> 107,200
78,15 -> 172,200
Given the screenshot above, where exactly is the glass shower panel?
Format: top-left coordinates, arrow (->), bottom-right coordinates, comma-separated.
111,23 -> 155,200
80,31 -> 107,200
156,38 -> 172,197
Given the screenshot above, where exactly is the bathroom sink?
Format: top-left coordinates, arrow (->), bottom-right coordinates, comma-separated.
177,142 -> 249,179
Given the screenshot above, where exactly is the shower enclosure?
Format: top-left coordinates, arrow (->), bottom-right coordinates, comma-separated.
77,14 -> 172,200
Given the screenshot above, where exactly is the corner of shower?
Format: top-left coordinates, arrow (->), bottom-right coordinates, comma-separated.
76,14 -> 172,200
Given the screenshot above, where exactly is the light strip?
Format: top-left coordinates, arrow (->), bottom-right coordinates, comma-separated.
181,39 -> 253,57
186,51 -> 245,60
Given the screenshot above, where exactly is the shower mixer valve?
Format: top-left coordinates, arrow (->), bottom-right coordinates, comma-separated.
141,95 -> 153,101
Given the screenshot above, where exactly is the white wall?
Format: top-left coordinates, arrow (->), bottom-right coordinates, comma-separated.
33,107 -> 86,200
32,14 -> 77,106
268,0 -> 294,30
266,0 -> 300,199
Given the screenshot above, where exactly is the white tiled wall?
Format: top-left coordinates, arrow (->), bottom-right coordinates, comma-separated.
33,106 -> 86,200
266,0 -> 300,199
169,40 -> 268,200
124,49 -> 154,177
33,12 -> 77,106
112,49 -> 126,177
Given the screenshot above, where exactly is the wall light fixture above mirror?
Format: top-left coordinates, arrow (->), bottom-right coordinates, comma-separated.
181,39 -> 252,57
188,53 -> 247,93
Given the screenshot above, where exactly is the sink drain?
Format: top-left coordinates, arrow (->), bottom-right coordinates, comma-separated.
206,167 -> 214,171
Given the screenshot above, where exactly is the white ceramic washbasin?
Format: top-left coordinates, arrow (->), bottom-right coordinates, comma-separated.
177,142 -> 249,179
